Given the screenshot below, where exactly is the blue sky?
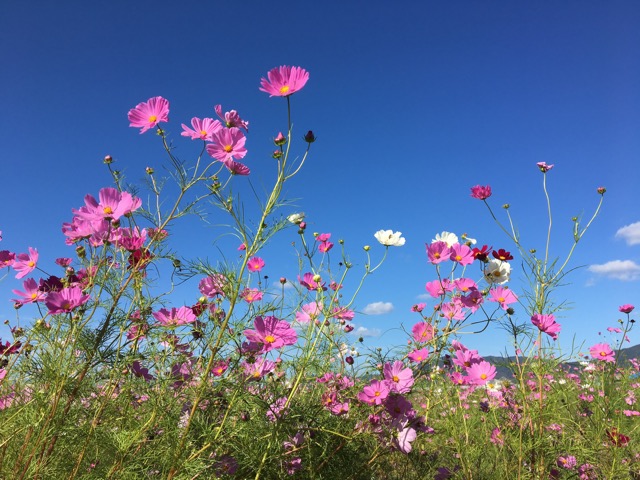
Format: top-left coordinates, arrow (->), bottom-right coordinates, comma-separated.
1,1 -> 638,357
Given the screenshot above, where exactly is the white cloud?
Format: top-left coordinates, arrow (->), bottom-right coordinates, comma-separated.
588,260 -> 640,281
362,301 -> 394,315
616,221 -> 640,246
352,326 -> 381,337
416,293 -> 431,300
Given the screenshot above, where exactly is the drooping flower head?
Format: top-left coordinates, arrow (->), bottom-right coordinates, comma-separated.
260,66 -> 309,97
537,161 -> 554,172
531,313 -> 561,340
214,104 -> 249,131
128,96 -> 169,133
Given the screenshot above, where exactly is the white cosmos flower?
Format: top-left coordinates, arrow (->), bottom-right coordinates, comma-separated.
433,231 -> 459,247
374,230 -> 406,247
287,212 -> 305,224
484,259 -> 511,284
461,233 -> 477,245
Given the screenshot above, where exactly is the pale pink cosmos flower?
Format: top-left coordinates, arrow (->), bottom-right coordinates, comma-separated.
531,313 -> 561,340
295,302 -> 323,323
12,278 -> 46,305
383,361 -> 414,394
453,349 -> 482,369
260,66 -> 309,97
357,379 -> 391,405
465,361 -> 497,385
426,241 -> 451,264
74,187 -> 142,223
332,306 -> 354,321
206,127 -> 247,162
13,248 -> 38,279
180,117 -> 222,141
247,256 -> 265,272
425,278 -> 452,297
128,96 -> 169,133
412,322 -> 434,343
619,304 -> 635,314
590,342 -> 615,363
470,185 -> 492,200
396,424 -> 417,454
536,161 -> 554,172
198,275 -> 226,297
441,301 -> 465,321
243,316 -> 297,353
240,288 -> 263,303
488,286 -> 518,310
152,306 -> 197,327
214,104 -> 249,131
45,286 -> 90,314
454,277 -> 477,293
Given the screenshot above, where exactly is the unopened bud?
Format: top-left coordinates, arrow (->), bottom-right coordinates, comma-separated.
272,150 -> 283,159
597,186 -> 606,195
363,245 -> 370,251
279,277 -> 287,284
146,166 -> 154,175
502,204 -> 510,209
312,274 -> 322,283
103,155 -> 113,164
304,130 -> 316,143
274,132 -> 287,146
76,245 -> 86,259
345,356 -> 354,365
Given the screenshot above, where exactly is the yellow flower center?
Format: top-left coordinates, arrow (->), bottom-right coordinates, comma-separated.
149,115 -> 157,123
223,145 -> 233,153
264,335 -> 276,344
481,373 -> 487,379
200,130 -> 207,137
434,253 -> 441,259
498,297 -> 505,303
28,261 -> 35,267
279,85 -> 290,94
455,255 -> 462,261
392,375 -> 399,382
31,293 -> 37,300
374,391 -> 381,397
600,351 -> 606,356
103,206 -> 113,215
61,301 -> 71,310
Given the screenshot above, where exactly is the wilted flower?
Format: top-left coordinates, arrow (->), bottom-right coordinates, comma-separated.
536,161 -> 554,172
374,230 -> 405,247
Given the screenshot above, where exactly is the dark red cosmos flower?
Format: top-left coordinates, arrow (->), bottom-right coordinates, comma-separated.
607,428 -> 630,447
492,249 -> 514,261
472,245 -> 492,262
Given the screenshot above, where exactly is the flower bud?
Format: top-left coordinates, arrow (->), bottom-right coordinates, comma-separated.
146,166 -> 154,175
299,221 -> 306,230
274,132 -> 287,146
103,155 -> 113,164
313,274 -> 322,283
272,150 -> 283,159
344,325 -> 354,333
345,356 -> 354,365
363,245 -> 370,251
279,277 -> 287,284
502,204 -> 510,209
304,130 -> 316,143
76,245 -> 86,259
597,186 -> 606,195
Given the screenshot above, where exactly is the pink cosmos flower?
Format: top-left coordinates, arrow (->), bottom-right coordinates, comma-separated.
357,379 -> 391,405
198,274 -> 226,297
537,161 -> 554,172
332,306 -> 355,321
454,277 -> 477,293
590,343 -> 615,363
152,306 -> 197,326
242,357 -> 276,380
412,322 -> 434,343
396,424 -> 417,454
13,248 -> 39,279
488,286 -> 518,310
74,187 -> 142,223
441,301 -> 465,321
223,159 -> 250,176
243,316 -> 297,353
112,227 -> 147,251
131,361 -> 154,381
411,303 -> 426,312
383,360 -> 414,393
247,256 -> 265,272
449,243 -> 475,266
461,289 -> 484,312
465,360 -> 497,385
490,427 -> 504,446
128,96 -> 169,133
45,286 -> 90,314
619,304 -> 634,314
426,241 -> 451,264
295,302 -> 323,323
260,66 -> 309,97
470,185 -> 492,200
0,251 -> 15,269
425,278 -> 452,297
214,104 -> 249,131
298,272 -> 326,291
180,117 -> 222,141
557,455 -> 577,470
12,278 -> 46,305
453,349 -> 482,369
206,127 -> 247,162
240,288 -> 263,303
531,313 -> 561,340
408,348 -> 429,363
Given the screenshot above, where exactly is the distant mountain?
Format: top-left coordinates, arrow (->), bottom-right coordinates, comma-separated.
482,344 -> 640,380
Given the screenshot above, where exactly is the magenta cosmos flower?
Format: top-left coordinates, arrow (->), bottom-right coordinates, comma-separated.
357,379 -> 390,405
12,278 -> 47,305
206,127 -> 247,163
590,342 -> 615,363
243,316 -> 297,353
74,187 -> 142,223
470,185 -> 492,200
181,117 -> 222,141
531,313 -> 561,340
13,247 -> 39,279
536,161 -> 554,172
128,96 -> 169,133
465,360 -> 497,385
45,286 -> 90,314
260,66 -> 309,97
619,304 -> 634,314
215,104 -> 249,131
488,286 -> 518,310
412,321 -> 434,343
247,256 -> 265,272
383,360 -> 415,394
